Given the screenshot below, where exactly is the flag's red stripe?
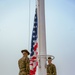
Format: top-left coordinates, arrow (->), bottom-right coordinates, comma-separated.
34,43 -> 38,51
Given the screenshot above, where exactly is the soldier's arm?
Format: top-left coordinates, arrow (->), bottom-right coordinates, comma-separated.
47,65 -> 50,75
18,60 -> 20,69
26,58 -> 30,74
53,64 -> 57,75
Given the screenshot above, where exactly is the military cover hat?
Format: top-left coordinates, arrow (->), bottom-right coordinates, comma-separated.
21,49 -> 30,55
48,57 -> 52,59
48,56 -> 55,60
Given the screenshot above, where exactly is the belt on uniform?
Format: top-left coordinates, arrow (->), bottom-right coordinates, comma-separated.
20,68 -> 26,72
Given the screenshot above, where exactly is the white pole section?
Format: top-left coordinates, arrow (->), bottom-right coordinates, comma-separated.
37,0 -> 47,75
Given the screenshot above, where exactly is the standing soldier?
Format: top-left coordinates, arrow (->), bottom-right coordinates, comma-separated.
18,49 -> 30,75
47,57 -> 57,75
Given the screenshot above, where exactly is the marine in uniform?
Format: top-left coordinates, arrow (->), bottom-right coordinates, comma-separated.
18,49 -> 30,75
47,57 -> 57,75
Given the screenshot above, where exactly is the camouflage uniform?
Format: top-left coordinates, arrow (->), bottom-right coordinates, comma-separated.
47,63 -> 56,75
18,56 -> 30,75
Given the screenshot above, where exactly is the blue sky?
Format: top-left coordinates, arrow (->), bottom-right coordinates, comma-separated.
0,0 -> 75,75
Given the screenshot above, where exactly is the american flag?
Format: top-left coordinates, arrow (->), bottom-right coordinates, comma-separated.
30,8 -> 38,75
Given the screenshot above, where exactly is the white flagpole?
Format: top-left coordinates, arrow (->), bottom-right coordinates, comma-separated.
37,0 -> 47,75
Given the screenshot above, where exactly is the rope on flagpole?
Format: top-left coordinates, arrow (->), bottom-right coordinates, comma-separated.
28,0 -> 38,53
28,0 -> 31,52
